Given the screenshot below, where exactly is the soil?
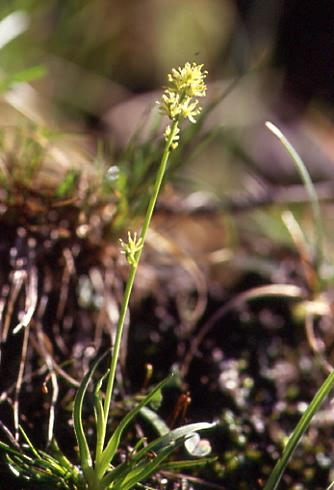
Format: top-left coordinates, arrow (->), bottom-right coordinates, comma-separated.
0,202 -> 333,490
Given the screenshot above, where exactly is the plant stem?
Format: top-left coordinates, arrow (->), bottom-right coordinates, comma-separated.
99,119 -> 179,455
264,367 -> 334,490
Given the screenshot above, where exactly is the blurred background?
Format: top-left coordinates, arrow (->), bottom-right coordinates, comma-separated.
0,1 -> 330,123
0,0 -> 332,210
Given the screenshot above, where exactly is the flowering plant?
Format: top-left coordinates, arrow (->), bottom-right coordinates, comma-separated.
0,63 -> 214,490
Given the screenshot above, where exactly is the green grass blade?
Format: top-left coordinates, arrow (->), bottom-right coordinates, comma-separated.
19,425 -> 42,459
73,350 -> 109,476
107,444 -> 179,490
264,368 -> 334,490
97,374 -> 174,479
94,371 -> 109,460
161,456 -> 217,471
111,425 -> 215,490
0,440 -> 31,460
133,421 -> 215,462
265,121 -> 323,267
50,439 -> 74,471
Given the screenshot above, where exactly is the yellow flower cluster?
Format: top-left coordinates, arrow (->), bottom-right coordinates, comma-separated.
158,62 -> 208,149
119,232 -> 143,266
159,62 -> 208,124
167,62 -> 208,99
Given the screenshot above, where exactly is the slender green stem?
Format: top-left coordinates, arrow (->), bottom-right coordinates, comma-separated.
98,119 -> 179,459
264,367 -> 334,490
138,118 -> 179,247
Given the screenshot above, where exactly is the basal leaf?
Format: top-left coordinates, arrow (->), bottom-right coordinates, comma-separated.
133,421 -> 216,460
73,350 -> 109,478
97,374 -> 174,479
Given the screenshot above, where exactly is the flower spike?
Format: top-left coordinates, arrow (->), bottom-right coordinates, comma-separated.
158,62 -> 207,125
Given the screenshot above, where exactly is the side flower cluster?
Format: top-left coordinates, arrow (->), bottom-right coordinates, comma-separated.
158,62 -> 208,149
119,232 -> 143,266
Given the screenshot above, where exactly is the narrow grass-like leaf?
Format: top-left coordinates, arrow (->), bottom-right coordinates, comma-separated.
0,440 -> 29,459
19,425 -> 42,459
49,439 -> 75,471
265,121 -> 323,267
133,422 -> 216,461
73,351 -> 109,478
104,444 -> 179,490
97,374 -> 174,479
0,439 -> 83,490
264,368 -> 334,490
107,426 -> 215,488
94,370 -> 109,460
100,422 -> 214,488
161,456 -> 217,471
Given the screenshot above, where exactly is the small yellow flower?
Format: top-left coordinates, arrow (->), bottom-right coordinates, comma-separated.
119,231 -> 143,266
168,62 -> 207,98
160,91 -> 182,120
179,98 -> 201,123
158,62 -> 207,124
